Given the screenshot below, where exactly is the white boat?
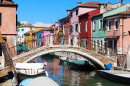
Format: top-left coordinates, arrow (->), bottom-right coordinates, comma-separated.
15,63 -> 48,81
59,56 -> 67,63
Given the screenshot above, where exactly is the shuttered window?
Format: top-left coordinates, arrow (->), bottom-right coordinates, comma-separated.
76,24 -> 78,32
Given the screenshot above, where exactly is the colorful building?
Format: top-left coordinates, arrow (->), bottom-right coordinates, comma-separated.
58,9 -> 71,44
17,23 -> 35,44
70,1 -> 99,36
91,2 -> 126,53
24,25 -> 34,50
0,0 -> 18,55
79,9 -> 100,50
104,3 -> 130,54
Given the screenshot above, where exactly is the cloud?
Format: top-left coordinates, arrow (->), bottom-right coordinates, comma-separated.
21,21 -> 28,24
33,22 -> 52,27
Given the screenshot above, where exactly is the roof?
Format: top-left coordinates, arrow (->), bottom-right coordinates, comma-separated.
119,10 -> 130,15
78,9 -> 100,17
71,1 -> 99,11
24,30 -> 35,35
58,15 -> 71,21
104,10 -> 130,19
0,1 -> 17,6
79,1 -> 99,7
34,27 -> 53,33
19,23 -> 34,27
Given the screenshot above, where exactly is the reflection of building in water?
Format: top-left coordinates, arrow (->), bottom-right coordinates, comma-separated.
64,66 -> 70,85
70,71 -> 80,86
54,59 -> 59,76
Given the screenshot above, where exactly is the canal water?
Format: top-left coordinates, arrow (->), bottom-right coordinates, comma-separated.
33,55 -> 129,86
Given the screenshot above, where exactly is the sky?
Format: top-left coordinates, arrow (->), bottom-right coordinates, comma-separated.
12,0 -> 129,27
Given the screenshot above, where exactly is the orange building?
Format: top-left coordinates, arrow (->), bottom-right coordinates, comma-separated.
0,0 -> 18,55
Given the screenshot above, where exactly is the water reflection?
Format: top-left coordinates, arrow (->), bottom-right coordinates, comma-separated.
31,55 -> 129,86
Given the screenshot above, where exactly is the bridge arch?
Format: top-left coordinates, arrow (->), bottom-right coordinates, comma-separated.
23,48 -> 105,70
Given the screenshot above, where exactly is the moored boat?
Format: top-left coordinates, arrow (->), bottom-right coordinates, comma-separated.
59,56 -> 67,63
15,63 -> 48,81
97,70 -> 130,84
68,59 -> 95,70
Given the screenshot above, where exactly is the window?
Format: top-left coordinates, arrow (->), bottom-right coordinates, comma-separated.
68,27 -> 70,34
103,20 -> 107,29
93,21 -> 96,31
76,24 -> 78,32
99,19 -> 103,29
22,29 -> 24,31
79,23 -> 81,33
76,9 -> 78,16
39,34 -> 41,38
64,28 -> 66,35
86,22 -> 88,32
71,12 -> 73,17
108,20 -> 111,31
22,35 -> 23,38
70,25 -> 73,33
18,29 -> 19,32
66,19 -> 69,23
115,19 -> 118,30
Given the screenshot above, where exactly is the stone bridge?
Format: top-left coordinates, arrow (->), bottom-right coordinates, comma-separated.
12,45 -> 117,70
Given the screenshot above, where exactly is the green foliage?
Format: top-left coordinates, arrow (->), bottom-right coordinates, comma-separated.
17,21 -> 21,26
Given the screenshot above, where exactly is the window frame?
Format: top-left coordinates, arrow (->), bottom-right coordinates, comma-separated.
99,19 -> 103,30
76,9 -> 78,16
75,24 -> 78,32
93,21 -> 96,31
71,12 -> 73,17
86,22 -> 88,32
114,19 -> 118,30
108,20 -> 111,31
79,23 -> 81,33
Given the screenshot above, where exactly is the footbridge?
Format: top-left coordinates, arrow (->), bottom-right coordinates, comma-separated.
9,34 -> 118,70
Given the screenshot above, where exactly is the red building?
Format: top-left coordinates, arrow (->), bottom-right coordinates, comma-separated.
79,9 -> 100,50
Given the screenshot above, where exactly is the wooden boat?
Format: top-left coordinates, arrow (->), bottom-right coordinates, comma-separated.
59,56 -> 67,63
15,63 -> 48,81
97,70 -> 130,84
68,59 -> 95,70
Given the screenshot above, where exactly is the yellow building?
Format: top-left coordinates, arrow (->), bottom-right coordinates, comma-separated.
24,27 -> 34,50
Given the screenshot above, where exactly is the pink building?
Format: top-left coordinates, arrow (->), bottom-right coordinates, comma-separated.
105,10 -> 130,54
70,1 -> 99,35
0,0 -> 18,55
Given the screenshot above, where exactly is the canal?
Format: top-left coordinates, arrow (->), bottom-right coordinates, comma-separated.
31,55 -> 129,86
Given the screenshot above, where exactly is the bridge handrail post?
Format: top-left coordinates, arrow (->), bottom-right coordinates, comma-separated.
73,35 -> 78,47
49,34 -> 53,46
68,35 -> 71,46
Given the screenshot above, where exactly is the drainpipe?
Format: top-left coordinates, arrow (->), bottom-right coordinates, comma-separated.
122,15 -> 124,54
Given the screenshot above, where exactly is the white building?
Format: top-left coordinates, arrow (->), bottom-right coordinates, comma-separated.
17,23 -> 35,44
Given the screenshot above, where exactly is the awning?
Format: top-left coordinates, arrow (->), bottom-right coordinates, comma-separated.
105,35 -> 120,39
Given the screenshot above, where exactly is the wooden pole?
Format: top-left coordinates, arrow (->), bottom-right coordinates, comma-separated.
0,32 -> 18,84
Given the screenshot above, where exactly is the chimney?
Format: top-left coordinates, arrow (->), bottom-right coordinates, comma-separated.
66,9 -> 71,16
77,2 -> 82,6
